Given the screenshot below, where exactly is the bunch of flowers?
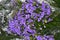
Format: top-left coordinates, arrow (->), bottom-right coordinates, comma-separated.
7,0 -> 54,40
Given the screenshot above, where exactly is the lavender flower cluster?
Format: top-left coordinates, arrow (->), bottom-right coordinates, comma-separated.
7,0 -> 54,40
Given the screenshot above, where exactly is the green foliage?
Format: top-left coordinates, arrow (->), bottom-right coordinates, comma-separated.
53,0 -> 60,8
54,33 -> 60,40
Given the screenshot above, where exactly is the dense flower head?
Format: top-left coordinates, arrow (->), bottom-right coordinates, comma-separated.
8,0 -> 54,40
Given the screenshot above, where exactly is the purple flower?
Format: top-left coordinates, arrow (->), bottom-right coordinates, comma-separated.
20,18 -> 26,25
16,10 -> 21,16
49,38 -> 54,40
9,20 -> 15,28
27,25 -> 35,34
43,37 -> 47,40
25,14 -> 30,19
46,4 -> 51,15
24,36 -> 30,40
8,19 -> 21,35
23,30 -> 30,36
26,0 -> 34,3
36,36 -> 43,40
47,18 -> 53,22
41,2 -> 46,11
44,35 -> 54,40
41,1 -> 51,16
14,27 -> 20,35
23,25 -> 36,36
38,12 -> 45,22
25,3 -> 36,13
27,19 -> 33,23
21,3 -> 26,10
